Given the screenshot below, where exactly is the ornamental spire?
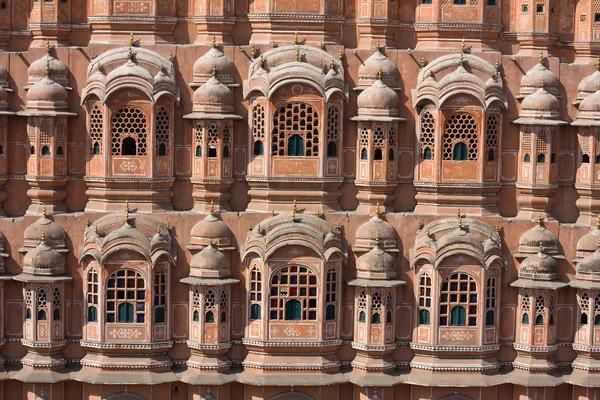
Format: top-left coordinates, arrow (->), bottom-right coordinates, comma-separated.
125,199 -> 130,223
537,213 -> 542,226
539,52 -> 544,64
377,68 -> 383,81
457,208 -> 462,229
375,202 -> 381,217
292,199 -> 297,221
212,66 -> 217,77
41,230 -> 46,245
42,203 -> 47,218
45,59 -> 50,78
294,30 -> 299,45
596,214 -> 600,230
375,233 -> 380,248
210,200 -> 215,215
45,40 -> 51,55
211,36 -> 217,49
539,241 -> 545,253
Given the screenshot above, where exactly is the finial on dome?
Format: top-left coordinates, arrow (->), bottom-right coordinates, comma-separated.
540,78 -> 545,89
42,203 -> 47,218
248,223 -> 252,231
597,214 -> 600,230
212,36 -> 217,49
376,38 -> 381,51
320,41 -> 324,50
537,213 -> 542,226
212,66 -> 217,77
375,233 -> 380,247
169,52 -> 173,63
294,30 -> 299,45
292,199 -> 297,220
45,40 -> 51,55
251,43 -> 256,58
41,230 -> 46,244
129,32 -> 134,47
259,54 -> 264,68
86,218 -> 90,228
125,199 -> 130,223
209,200 -> 215,215
375,202 -> 381,216
421,57 -> 426,69
597,237 -> 600,251
271,207 -> 275,216
296,48 -> 300,62
257,222 -> 261,234
377,68 -> 383,81
271,40 -> 276,48
157,223 -> 163,235
128,46 -> 133,60
338,50 -> 343,61
330,59 -> 335,70
460,37 -> 465,53
418,220 -> 424,229
459,52 -> 464,67
495,222 -> 500,232
45,59 -> 50,78
457,208 -> 462,229
539,52 -> 544,64
539,241 -> 545,253
596,58 -> 600,71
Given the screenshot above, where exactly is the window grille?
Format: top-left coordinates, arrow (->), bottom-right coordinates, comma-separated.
90,104 -> 103,155
271,102 -> 319,157
440,273 -> 478,327
486,113 -> 499,161
111,107 -> 147,156
155,107 -> 170,156
420,111 -> 435,160
443,113 -> 478,161
269,265 -> 317,321
250,267 -> 262,320
106,269 -> 146,323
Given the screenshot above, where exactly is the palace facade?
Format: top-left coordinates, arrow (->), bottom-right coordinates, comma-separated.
1,0 -> 600,399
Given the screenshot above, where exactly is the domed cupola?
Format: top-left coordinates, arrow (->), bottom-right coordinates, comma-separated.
189,208 -> 233,249
22,207 -> 67,251
518,245 -> 558,281
190,70 -> 235,116
516,85 -> 561,123
355,237 -> 396,280
355,206 -> 397,251
517,56 -> 560,99
575,60 -> 600,106
22,232 -> 65,277
357,49 -> 399,89
192,40 -> 235,87
27,42 -> 69,88
106,56 -> 154,87
573,86 -> 600,126
517,216 -> 561,258
356,71 -> 400,119
438,64 -> 486,91
25,71 -> 69,113
189,243 -> 231,279
576,217 -> 600,260
576,243 -> 600,281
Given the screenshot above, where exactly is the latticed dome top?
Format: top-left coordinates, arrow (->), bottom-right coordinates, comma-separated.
355,213 -> 396,249
358,49 -> 398,88
518,219 -> 560,255
519,60 -> 559,98
24,214 -> 66,249
519,249 -> 558,281
193,47 -> 235,85
190,212 -> 232,247
23,235 -> 65,276
356,77 -> 399,117
28,50 -> 69,86
356,244 -> 396,280
190,243 -> 231,278
192,75 -> 234,113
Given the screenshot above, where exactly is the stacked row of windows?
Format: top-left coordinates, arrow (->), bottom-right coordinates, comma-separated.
191,288 -> 228,324
522,128 -> 557,164
194,122 -> 231,158
578,291 -> 600,325
358,126 -> 395,161
357,290 -> 392,324
521,292 -> 554,326
25,286 -> 61,321
29,118 -> 65,157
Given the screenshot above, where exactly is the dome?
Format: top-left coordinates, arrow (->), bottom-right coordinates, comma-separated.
578,249 -> 600,278
0,64 -> 7,86
578,88 -> 600,114
438,65 -> 485,90
190,243 -> 231,278
190,212 -> 232,247
102,222 -> 151,248
436,228 -> 485,253
0,86 -> 7,110
577,69 -> 600,103
356,245 -> 396,280
355,214 -> 396,249
358,50 -> 398,88
106,59 -> 154,85
356,78 -> 399,117
519,249 -> 558,281
27,77 -> 68,109
519,61 -> 559,98
518,220 -> 559,255
192,75 -> 234,114
193,47 -> 235,84
28,53 -> 69,86
577,225 -> 600,259
154,69 -> 176,88
24,215 -> 66,249
23,237 -> 65,276
518,87 -> 561,121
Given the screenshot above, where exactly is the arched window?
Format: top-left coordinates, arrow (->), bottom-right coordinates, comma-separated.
86,267 -> 99,322
219,290 -> 228,323
288,134 -> 304,156
374,148 -> 383,160
419,309 -> 430,325
443,113 -> 478,161
254,141 -> 264,156
93,142 -> 101,155
522,313 -> 530,324
41,145 -> 50,156
535,314 -> 544,325
537,154 -> 546,163
418,272 -> 432,325
207,124 -> 219,158
596,155 -> 600,164
106,269 -> 146,323
249,267 -> 262,320
450,305 -> 467,326
325,304 -> 336,321
485,310 -> 495,326
583,154 -> 591,164
371,291 -> 383,324
26,309 -> 31,320
52,287 -> 61,321
285,299 -> 302,320
56,146 -> 63,156
251,304 -> 261,320
373,126 -> 385,161
453,142 -> 468,161
358,290 -> 367,323
595,314 -> 600,325
221,311 -> 227,323
361,148 -> 368,160
487,149 -> 495,161
122,137 -> 137,155
272,102 -> 319,157
581,312 -> 588,324
420,111 -> 435,160
36,288 -> 47,322
205,310 -> 215,323
193,310 -> 200,322
196,145 -> 202,157
372,312 -> 381,324
327,142 -> 337,157
155,106 -> 170,156
535,295 -> 546,326
485,275 -> 497,326
223,146 -> 230,158
388,149 -> 395,161
359,311 -> 366,323
111,107 -> 147,156
205,289 -> 217,323
579,292 -> 590,325
270,266 -> 317,321
386,311 -> 392,323
524,154 -> 531,162
486,113 -> 499,162
325,267 -> 337,322
38,310 -> 47,321
30,146 -> 35,155
154,271 -> 167,325
440,273 -> 478,327
53,309 -> 61,320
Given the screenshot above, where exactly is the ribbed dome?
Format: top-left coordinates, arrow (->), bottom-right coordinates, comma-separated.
106,59 -> 154,85
519,62 -> 559,98
522,87 -> 560,112
358,50 -> 398,87
578,249 -> 600,277
193,47 -> 235,84
190,243 -> 231,278
578,69 -> 600,100
519,221 -> 559,255
519,250 -> 558,281
577,226 -> 600,259
190,212 -> 232,247
27,77 -> 68,109
355,214 -> 396,249
23,238 -> 65,276
356,245 -> 396,280
579,89 -> 600,113
28,54 -> 69,86
356,79 -> 399,117
24,215 -> 66,249
192,76 -> 234,113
